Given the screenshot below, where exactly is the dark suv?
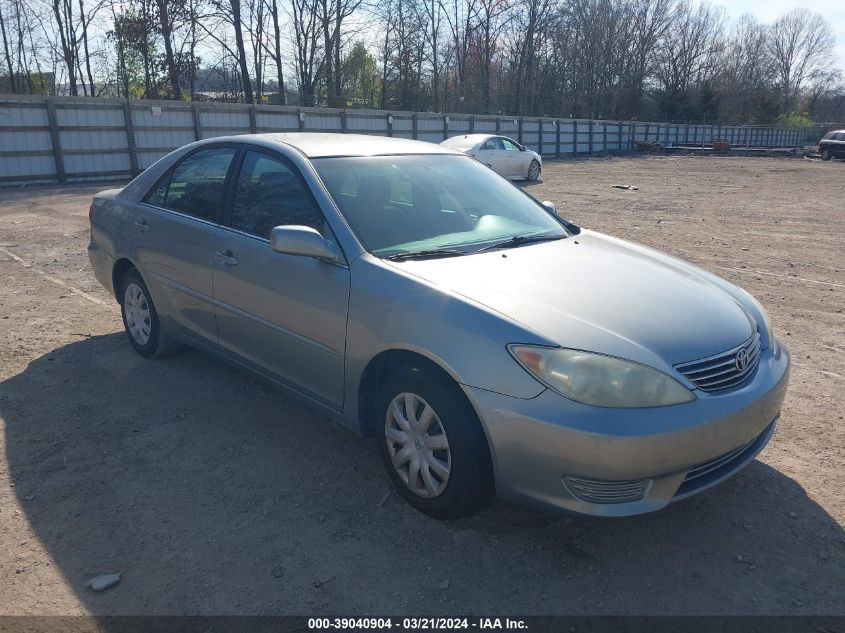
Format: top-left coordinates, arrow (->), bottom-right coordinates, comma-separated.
819,130 -> 845,161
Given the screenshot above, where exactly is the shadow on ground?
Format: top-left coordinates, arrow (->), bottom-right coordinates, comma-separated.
2,334 -> 843,615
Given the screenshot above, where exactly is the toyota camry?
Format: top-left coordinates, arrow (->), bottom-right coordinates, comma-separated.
87,133 -> 790,518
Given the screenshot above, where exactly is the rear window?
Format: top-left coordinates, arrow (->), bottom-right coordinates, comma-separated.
144,147 -> 237,222
443,136 -> 478,150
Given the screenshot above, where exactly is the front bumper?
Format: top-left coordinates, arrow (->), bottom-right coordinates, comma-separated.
465,340 -> 790,517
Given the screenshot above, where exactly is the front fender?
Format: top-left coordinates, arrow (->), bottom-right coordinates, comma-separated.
341,255 -> 549,430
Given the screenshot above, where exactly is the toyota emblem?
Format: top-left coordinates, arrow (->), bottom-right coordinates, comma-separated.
735,348 -> 749,372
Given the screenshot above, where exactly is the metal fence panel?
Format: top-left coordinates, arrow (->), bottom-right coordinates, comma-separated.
0,95 -> 834,185
474,118 -> 497,132
1,129 -> 51,151
0,155 -> 54,179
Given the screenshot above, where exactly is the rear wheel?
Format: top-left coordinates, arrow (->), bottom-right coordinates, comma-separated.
821,149 -> 832,161
119,268 -> 181,358
527,160 -> 541,181
376,367 -> 493,519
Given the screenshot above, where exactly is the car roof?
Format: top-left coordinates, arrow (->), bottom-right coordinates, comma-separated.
443,134 -> 497,144
246,132 -> 462,158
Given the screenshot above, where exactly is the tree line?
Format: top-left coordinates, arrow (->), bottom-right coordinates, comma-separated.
0,0 -> 843,123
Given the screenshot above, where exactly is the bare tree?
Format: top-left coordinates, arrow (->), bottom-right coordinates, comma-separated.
0,0 -> 16,90
269,0 -> 285,102
2,0 -> 844,124
290,0 -> 322,106
654,0 -> 724,117
152,0 -> 181,98
768,8 -> 836,112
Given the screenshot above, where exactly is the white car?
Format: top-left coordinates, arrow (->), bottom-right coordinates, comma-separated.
441,134 -> 542,181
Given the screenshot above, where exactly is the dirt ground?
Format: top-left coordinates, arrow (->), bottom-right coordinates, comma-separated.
0,155 -> 843,616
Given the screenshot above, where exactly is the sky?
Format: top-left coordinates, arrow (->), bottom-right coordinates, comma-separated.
724,0 -> 845,75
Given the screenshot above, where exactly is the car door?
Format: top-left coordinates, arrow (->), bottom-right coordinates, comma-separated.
499,137 -> 526,177
135,145 -> 238,346
836,132 -> 845,157
212,147 -> 350,410
473,137 -> 507,175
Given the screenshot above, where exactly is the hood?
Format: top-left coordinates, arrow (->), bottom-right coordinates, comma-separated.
389,230 -> 755,370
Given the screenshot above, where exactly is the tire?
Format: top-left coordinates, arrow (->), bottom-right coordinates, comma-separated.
376,366 -> 494,519
118,268 -> 181,359
527,160 -> 541,181
821,149 -> 831,161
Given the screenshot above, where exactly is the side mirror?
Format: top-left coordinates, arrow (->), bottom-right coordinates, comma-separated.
270,225 -> 340,262
519,145 -> 526,152
541,201 -> 581,234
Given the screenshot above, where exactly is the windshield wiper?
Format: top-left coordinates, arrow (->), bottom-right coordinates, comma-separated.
383,249 -> 469,261
477,233 -> 567,253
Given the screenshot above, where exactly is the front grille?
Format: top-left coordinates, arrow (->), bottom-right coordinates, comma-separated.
564,476 -> 650,504
675,420 -> 776,499
683,438 -> 756,484
675,332 -> 762,393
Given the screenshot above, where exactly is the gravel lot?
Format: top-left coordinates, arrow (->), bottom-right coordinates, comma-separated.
0,155 -> 843,616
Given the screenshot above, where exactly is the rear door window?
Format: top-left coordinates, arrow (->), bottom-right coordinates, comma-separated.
145,147 -> 237,222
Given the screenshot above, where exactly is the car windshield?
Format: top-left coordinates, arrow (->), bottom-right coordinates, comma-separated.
312,154 -> 567,257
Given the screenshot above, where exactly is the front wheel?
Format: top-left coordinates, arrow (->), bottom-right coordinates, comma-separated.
376,367 -> 493,519
821,149 -> 832,161
527,160 -> 541,181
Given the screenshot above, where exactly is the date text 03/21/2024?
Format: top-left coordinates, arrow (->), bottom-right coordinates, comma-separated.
307,618 -> 528,630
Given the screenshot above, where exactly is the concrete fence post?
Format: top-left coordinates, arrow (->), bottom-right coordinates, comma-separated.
412,113 -> 418,139
443,114 -> 448,140
45,98 -> 66,183
248,104 -> 257,133
518,117 -> 523,144
340,110 -> 347,133
573,120 -> 578,155
556,120 -> 561,157
191,103 -> 202,140
495,116 -> 501,134
469,114 -> 475,133
123,101 -> 139,177
588,120 -> 594,155
538,119 -> 543,156
387,112 -> 393,137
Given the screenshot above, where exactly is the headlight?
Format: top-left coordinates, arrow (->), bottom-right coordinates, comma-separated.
508,345 -> 695,408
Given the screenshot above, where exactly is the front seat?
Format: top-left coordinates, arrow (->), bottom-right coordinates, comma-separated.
350,175 -> 411,251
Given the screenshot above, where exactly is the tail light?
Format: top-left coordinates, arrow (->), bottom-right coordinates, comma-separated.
88,203 -> 94,222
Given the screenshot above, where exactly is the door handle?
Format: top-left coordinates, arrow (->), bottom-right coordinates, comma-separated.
214,250 -> 238,266
135,219 -> 150,232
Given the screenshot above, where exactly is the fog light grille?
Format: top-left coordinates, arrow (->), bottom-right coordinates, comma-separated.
564,476 -> 650,504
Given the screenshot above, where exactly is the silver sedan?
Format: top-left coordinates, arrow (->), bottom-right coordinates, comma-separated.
441,134 -> 543,180
88,133 -> 789,519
